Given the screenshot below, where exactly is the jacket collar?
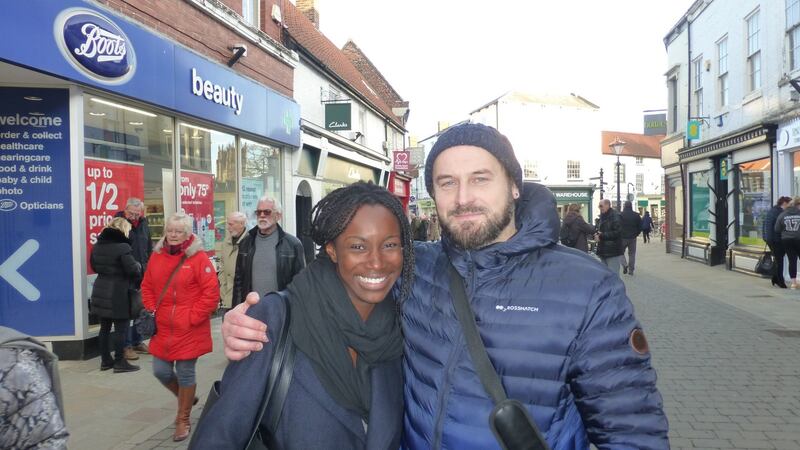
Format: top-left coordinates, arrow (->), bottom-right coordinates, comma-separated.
442,182 -> 558,273
292,355 -> 402,445
248,223 -> 286,241
152,234 -> 204,256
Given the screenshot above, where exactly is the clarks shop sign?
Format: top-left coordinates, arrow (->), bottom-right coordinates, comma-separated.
325,103 -> 351,130
55,8 -> 136,85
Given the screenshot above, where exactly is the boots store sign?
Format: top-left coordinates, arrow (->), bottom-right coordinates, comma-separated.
0,0 -> 300,147
54,8 -> 136,85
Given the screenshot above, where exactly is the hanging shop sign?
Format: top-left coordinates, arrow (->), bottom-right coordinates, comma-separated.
687,120 -> 701,140
0,87 -> 74,336
643,113 -> 667,136
325,103 -> 351,130
393,150 -> 410,170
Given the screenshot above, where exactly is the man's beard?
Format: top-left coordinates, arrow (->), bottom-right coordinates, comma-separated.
440,193 -> 515,250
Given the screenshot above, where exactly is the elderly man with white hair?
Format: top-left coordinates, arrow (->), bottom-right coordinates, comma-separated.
232,196 -> 306,307
218,211 -> 247,311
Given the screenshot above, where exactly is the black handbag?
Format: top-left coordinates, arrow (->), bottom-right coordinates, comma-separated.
191,291 -> 295,450
755,245 -> 774,275
135,255 -> 186,339
448,264 -> 550,450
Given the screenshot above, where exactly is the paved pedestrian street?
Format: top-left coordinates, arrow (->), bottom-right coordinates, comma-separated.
624,242 -> 800,450
58,240 -> 800,450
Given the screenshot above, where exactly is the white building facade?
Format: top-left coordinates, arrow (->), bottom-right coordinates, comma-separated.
470,92 -> 603,221
663,0 -> 800,275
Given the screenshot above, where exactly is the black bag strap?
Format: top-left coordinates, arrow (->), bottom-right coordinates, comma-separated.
447,264 -> 550,450
154,254 -> 187,311
245,291 -> 295,449
447,264 -> 507,403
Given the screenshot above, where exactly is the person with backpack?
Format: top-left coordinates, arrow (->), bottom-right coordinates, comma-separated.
560,203 -> 596,252
0,326 -> 69,449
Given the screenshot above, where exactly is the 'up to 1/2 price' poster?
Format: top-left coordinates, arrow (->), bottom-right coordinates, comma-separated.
84,158 -> 143,275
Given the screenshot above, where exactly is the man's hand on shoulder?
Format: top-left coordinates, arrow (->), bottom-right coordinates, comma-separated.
222,292 -> 268,361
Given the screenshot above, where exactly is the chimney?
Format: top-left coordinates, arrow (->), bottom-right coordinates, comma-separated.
296,0 -> 320,29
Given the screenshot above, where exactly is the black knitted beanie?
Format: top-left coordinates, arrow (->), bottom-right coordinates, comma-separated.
424,122 -> 523,196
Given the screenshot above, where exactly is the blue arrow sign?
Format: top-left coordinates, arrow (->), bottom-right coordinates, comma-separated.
0,87 -> 74,336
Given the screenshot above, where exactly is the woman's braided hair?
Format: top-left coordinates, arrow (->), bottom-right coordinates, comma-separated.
310,181 -> 415,302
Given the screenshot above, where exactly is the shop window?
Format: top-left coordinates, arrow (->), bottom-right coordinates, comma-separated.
690,170 -> 712,238
566,160 -> 580,180
674,184 -> 684,227
242,0 -> 259,27
241,138 -> 282,228
178,123 -> 237,257
793,151 -> 800,195
737,157 -> 771,246
83,95 -> 174,325
523,159 -> 539,180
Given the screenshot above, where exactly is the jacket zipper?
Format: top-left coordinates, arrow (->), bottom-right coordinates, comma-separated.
431,254 -> 475,450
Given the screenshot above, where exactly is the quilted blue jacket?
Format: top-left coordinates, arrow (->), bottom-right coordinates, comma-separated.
401,182 -> 669,450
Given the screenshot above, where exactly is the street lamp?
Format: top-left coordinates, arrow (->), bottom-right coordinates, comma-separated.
609,137 -> 626,210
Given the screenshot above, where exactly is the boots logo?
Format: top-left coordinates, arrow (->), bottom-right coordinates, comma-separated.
54,8 -> 136,85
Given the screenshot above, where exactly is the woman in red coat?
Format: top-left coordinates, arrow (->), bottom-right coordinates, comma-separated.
141,212 -> 219,442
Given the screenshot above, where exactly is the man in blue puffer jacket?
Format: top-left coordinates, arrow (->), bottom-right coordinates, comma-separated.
223,123 -> 669,449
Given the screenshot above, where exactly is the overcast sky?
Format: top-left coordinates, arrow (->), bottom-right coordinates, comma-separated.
314,0 -> 696,141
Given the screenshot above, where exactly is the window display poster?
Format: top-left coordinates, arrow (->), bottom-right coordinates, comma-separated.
690,171 -> 711,237
214,200 -> 226,242
241,177 -> 265,228
0,87 -> 74,336
180,170 -> 215,255
85,158 -> 144,274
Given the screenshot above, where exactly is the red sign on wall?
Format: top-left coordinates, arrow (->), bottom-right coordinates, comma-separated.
180,170 -> 216,256
393,150 -> 410,171
85,158 -> 144,274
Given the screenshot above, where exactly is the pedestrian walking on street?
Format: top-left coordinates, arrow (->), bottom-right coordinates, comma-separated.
115,198 -> 153,361
218,211 -> 247,312
222,123 -> 669,449
141,212 -> 220,442
427,213 -> 441,241
595,199 -> 624,273
560,203 -> 595,252
642,211 -> 654,243
192,182 -> 412,449
620,201 -> 642,275
774,197 -> 800,289
764,196 -> 791,288
231,197 -> 305,307
90,217 -> 142,373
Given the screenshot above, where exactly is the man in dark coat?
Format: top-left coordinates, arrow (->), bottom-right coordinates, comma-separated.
595,198 -> 624,273
222,123 -> 669,449
115,198 -> 152,360
232,197 -> 306,307
619,201 -> 643,275
764,196 -> 791,288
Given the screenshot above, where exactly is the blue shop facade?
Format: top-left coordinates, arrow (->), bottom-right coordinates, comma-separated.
0,0 -> 300,358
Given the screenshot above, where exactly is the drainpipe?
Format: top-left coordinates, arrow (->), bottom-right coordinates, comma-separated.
682,16 -> 692,258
